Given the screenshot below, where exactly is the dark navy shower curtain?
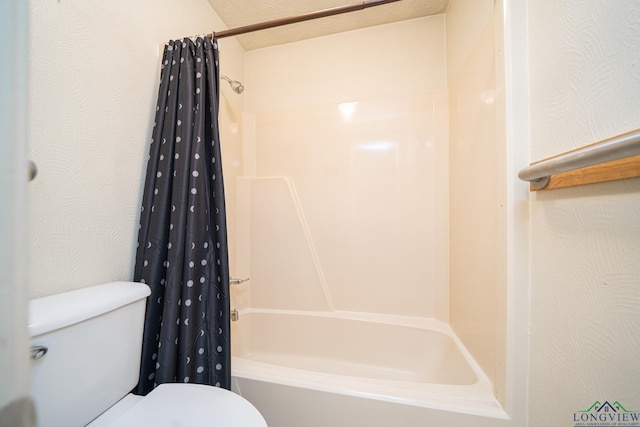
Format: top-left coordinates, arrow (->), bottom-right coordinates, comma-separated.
133,37 -> 230,395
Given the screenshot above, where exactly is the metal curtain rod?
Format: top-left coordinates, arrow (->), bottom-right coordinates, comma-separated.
518,129 -> 640,190
207,0 -> 403,40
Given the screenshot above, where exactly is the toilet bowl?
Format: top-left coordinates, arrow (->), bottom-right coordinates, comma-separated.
88,383 -> 266,427
29,281 -> 266,427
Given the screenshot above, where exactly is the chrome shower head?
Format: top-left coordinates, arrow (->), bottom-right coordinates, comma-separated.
221,75 -> 244,94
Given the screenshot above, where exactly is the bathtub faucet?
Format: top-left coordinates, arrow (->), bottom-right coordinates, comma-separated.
230,277 -> 250,285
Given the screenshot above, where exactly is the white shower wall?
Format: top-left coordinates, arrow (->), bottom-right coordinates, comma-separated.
240,16 -> 450,319
446,0 -> 504,401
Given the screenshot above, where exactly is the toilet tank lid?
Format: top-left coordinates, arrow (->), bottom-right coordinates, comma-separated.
29,281 -> 151,338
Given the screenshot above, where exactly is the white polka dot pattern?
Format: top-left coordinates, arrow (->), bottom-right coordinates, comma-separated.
133,37 -> 230,396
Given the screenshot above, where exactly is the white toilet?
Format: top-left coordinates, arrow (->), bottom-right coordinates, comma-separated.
28,281 -> 267,427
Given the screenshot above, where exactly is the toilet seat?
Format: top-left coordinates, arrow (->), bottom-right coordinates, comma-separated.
90,383 -> 267,427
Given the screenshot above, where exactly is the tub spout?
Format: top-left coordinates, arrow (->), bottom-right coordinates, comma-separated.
231,309 -> 239,322
230,277 -> 250,285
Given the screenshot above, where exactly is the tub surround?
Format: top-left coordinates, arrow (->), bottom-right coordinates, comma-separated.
447,0 -> 505,399
230,9 -> 508,425
240,92 -> 449,319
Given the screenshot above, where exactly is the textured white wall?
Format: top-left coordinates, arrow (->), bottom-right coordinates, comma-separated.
28,0 -> 245,298
527,1 -> 640,424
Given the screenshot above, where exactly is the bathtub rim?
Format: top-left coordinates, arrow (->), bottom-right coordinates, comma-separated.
231,308 -> 508,419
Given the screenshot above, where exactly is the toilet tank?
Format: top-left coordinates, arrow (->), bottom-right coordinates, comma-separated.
29,281 -> 151,427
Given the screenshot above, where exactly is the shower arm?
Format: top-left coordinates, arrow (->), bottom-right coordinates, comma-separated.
221,75 -> 245,94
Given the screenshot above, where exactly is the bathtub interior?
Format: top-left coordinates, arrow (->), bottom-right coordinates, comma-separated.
231,310 -> 477,386
229,310 -> 505,420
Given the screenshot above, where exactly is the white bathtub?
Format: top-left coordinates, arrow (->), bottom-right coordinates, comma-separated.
230,309 -> 508,427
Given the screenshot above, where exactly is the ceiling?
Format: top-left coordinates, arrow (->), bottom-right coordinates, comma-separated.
206,0 -> 449,51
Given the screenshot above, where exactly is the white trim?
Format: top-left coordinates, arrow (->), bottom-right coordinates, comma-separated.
0,0 -> 30,416
500,0 -> 531,424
